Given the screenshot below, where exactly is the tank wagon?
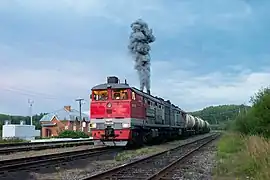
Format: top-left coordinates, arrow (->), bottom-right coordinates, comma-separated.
90,76 -> 210,147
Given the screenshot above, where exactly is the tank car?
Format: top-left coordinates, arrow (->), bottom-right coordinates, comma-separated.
89,76 -> 210,147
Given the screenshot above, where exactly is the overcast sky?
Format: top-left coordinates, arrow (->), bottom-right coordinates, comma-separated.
0,0 -> 270,116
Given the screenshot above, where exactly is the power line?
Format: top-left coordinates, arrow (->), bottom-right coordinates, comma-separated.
2,87 -> 59,100
1,86 -> 90,102
5,87 -> 57,98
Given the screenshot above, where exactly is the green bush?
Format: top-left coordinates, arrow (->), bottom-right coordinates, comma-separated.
0,137 -> 27,144
233,87 -> 270,137
57,130 -> 89,138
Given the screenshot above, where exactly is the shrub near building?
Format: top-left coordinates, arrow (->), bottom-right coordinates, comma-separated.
214,87 -> 270,180
57,130 -> 89,138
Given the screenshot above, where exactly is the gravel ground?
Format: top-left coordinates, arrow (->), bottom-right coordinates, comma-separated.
0,133 -> 216,180
169,136 -> 219,180
0,144 -> 102,161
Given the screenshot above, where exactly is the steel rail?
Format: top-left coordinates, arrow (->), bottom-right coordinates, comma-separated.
0,138 -> 93,148
146,134 -> 219,180
0,140 -> 94,154
82,133 -> 219,180
0,146 -> 121,172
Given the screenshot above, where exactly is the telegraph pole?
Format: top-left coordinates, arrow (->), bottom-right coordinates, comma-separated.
244,103 -> 247,114
28,99 -> 34,126
75,98 -> 84,130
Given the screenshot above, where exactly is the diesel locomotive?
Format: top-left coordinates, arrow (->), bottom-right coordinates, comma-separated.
90,76 -> 210,147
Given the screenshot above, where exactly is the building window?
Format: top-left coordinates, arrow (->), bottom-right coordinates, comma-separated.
88,123 -> 91,132
82,122 -> 86,128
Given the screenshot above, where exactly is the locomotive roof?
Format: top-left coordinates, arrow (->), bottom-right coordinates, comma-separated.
91,83 -> 130,90
91,82 -> 187,113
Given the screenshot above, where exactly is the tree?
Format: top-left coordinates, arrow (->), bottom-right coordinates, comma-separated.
0,113 -> 45,130
190,104 -> 250,124
233,87 -> 270,137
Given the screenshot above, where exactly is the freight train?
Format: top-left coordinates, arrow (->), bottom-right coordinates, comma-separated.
90,76 -> 210,147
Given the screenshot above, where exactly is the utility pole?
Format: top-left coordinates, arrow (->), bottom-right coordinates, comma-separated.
244,103 -> 247,114
75,98 -> 84,131
238,107 -> 241,115
28,99 -> 34,126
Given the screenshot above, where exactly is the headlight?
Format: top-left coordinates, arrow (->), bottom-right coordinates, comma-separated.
90,123 -> 96,128
122,123 -> 130,128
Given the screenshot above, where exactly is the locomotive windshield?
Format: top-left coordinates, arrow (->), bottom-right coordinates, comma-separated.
112,89 -> 128,100
93,90 -> 108,101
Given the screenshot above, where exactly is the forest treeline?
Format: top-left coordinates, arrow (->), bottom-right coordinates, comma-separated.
190,104 -> 250,125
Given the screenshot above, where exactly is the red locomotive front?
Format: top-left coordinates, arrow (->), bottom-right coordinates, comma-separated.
90,76 -> 145,146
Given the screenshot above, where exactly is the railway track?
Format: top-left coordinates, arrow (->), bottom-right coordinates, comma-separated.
0,139 -> 94,154
83,133 -> 220,180
0,146 -> 122,173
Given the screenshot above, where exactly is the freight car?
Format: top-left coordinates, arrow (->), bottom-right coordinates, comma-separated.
90,76 -> 210,147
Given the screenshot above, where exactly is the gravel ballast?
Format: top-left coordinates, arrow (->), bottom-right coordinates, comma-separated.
1,133 -> 217,180
169,136 -> 219,180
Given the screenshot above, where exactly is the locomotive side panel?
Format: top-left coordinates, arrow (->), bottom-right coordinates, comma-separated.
145,98 -> 165,125
155,102 -> 164,124
161,104 -> 165,124
179,111 -> 186,128
130,91 -> 145,120
180,112 -> 187,128
170,106 -> 175,126
145,99 -> 155,125
175,109 -> 181,126
164,101 -> 171,126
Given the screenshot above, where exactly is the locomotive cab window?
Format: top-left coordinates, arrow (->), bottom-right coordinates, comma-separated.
112,89 -> 129,100
93,90 -> 108,101
132,92 -> 136,100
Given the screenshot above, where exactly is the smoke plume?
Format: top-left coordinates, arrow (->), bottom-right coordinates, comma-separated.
128,19 -> 155,94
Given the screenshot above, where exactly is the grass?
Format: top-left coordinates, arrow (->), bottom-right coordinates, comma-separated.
0,137 -> 28,144
214,132 -> 270,180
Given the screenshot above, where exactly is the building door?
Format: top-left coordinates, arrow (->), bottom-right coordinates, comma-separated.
82,121 -> 86,132
46,129 -> 52,137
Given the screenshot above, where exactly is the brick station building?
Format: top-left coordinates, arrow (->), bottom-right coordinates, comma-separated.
40,105 -> 90,138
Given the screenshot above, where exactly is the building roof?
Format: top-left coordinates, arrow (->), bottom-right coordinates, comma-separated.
40,106 -> 90,122
41,123 -> 56,127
